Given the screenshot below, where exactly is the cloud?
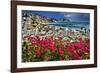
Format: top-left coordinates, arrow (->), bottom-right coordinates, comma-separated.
59,12 -> 90,22
64,14 -> 76,18
60,12 -> 77,18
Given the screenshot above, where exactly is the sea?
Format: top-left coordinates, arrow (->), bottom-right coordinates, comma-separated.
49,21 -> 90,30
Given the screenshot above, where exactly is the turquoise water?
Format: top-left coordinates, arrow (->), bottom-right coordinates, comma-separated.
49,21 -> 89,29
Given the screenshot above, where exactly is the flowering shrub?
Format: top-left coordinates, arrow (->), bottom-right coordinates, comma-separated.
22,30 -> 90,62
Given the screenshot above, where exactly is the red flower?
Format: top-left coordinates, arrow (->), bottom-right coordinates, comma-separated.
24,33 -> 90,61
59,48 -> 64,56
68,51 -> 82,60
60,57 -> 63,60
34,48 -> 41,57
65,45 -> 75,50
72,42 -> 83,49
50,45 -> 56,52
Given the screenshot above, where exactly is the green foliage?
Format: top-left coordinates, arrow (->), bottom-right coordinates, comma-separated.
63,49 -> 70,60
51,51 -> 60,61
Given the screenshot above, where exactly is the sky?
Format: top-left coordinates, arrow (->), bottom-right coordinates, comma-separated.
22,10 -> 90,22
